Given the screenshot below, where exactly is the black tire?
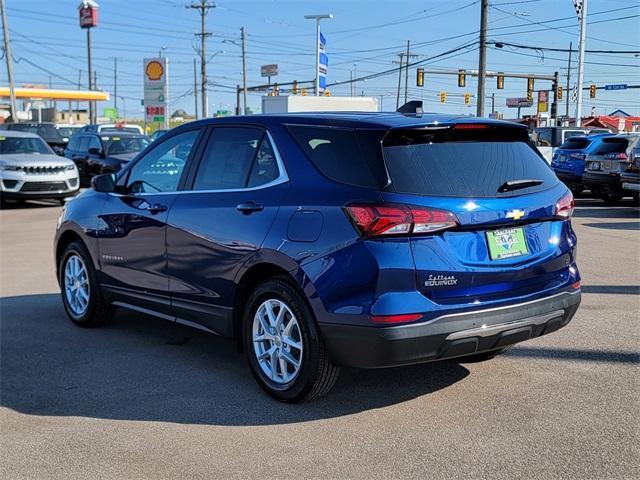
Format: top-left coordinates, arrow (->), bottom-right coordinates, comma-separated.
460,346 -> 512,362
59,240 -> 113,327
243,276 -> 340,402
598,191 -> 623,204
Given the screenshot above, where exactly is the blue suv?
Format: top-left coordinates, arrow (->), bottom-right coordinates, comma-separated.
54,113 -> 581,402
551,134 -> 612,194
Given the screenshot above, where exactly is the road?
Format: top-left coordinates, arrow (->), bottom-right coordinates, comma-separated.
1,198 -> 639,480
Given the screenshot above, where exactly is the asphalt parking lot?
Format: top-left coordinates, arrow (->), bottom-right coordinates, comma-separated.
1,198 -> 638,480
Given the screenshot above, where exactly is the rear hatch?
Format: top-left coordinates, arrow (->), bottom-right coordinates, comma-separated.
585,137 -> 630,175
552,137 -> 591,175
377,122 -> 574,305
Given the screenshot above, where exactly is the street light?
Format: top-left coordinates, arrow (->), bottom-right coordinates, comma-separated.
304,13 -> 333,96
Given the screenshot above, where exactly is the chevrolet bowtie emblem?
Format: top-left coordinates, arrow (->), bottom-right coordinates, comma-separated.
506,209 -> 525,221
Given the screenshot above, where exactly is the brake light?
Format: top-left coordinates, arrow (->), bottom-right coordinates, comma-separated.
555,191 -> 575,219
568,153 -> 587,161
605,152 -> 628,161
344,204 -> 458,237
454,123 -> 488,130
371,313 -> 423,324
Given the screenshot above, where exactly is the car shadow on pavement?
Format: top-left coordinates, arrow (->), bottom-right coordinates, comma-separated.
506,347 -> 639,364
582,222 -> 640,231
572,199 -> 639,219
0,293 -> 469,426
581,285 -> 640,295
0,200 -> 63,210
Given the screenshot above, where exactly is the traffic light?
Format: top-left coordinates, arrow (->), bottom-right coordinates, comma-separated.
464,93 -> 471,105
292,80 -> 298,95
323,89 -> 331,96
496,72 -> 504,90
301,88 -> 308,96
439,91 -> 447,103
416,68 -> 424,87
557,85 -> 563,100
590,84 -> 597,98
527,77 -> 534,102
458,69 -> 466,88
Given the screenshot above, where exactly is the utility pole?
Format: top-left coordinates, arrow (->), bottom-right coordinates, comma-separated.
575,0 -> 588,127
476,0 -> 488,117
188,0 -> 215,118
404,41 -> 410,104
491,93 -> 495,116
1,0 -> 18,122
241,26 -> 248,114
394,53 -> 403,110
86,28 -> 95,123
93,70 -> 97,120
113,57 -> 117,113
193,57 -> 198,120
565,41 -> 572,118
76,70 -> 81,121
304,14 -> 333,96
353,63 -> 357,97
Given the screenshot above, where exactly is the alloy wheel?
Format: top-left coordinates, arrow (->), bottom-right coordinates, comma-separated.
252,299 -> 303,384
64,254 -> 90,316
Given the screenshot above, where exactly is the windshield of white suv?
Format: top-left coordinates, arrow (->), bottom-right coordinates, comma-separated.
0,136 -> 53,155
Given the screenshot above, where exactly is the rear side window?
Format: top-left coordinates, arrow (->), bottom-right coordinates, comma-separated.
593,138 -> 628,155
560,137 -> 590,150
383,127 -> 559,198
193,127 -> 280,191
287,125 -> 379,188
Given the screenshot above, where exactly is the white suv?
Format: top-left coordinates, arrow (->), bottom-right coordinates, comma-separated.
0,130 -> 79,205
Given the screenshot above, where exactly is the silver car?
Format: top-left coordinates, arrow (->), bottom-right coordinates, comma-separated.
0,130 -> 79,205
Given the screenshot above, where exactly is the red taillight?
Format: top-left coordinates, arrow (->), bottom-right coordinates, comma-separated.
344,203 -> 458,238
605,152 -> 628,160
571,280 -> 581,290
371,313 -> 423,324
454,123 -> 488,130
555,191 -> 575,219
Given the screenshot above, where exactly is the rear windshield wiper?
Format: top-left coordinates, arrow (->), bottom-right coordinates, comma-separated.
498,179 -> 543,193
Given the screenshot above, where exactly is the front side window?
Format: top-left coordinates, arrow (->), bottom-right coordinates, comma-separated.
126,130 -> 198,193
87,136 -> 102,152
105,136 -> 150,155
532,128 -> 552,147
193,127 -> 280,190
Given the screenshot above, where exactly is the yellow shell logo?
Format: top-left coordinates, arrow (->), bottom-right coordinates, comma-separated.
146,61 -> 164,81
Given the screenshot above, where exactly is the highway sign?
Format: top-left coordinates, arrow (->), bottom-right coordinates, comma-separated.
604,84 -> 627,91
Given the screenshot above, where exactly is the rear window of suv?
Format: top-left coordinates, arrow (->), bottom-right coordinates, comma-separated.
559,137 -> 591,150
592,137 -> 628,155
382,125 -> 559,197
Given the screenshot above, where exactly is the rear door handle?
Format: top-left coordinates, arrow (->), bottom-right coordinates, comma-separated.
236,202 -> 264,214
147,203 -> 168,214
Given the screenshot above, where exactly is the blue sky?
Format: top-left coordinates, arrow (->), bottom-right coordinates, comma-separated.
4,0 -> 640,118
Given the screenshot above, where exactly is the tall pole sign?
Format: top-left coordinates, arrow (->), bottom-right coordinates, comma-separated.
144,58 -> 169,129
573,0 -> 587,127
78,0 -> 98,124
304,14 -> 332,96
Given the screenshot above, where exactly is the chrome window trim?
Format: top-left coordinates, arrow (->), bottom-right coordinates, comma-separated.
109,129 -> 288,197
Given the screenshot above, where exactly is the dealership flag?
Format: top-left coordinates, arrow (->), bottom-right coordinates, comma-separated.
318,32 -> 328,91
572,0 -> 584,20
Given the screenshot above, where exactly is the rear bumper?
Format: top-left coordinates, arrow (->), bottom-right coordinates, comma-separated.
320,289 -> 581,368
620,174 -> 640,192
582,172 -> 622,191
554,171 -> 582,185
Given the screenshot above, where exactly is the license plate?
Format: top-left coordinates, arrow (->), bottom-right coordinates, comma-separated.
486,227 -> 529,260
590,161 -> 601,170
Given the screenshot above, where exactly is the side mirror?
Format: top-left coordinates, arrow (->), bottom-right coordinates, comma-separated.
91,173 -> 116,193
88,147 -> 105,158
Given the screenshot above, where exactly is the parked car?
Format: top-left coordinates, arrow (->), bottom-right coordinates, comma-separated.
531,126 -> 589,163
0,130 -> 79,205
0,122 -> 68,155
78,123 -> 145,135
551,133 -> 613,194
65,132 -> 150,186
150,129 -> 169,142
55,113 -> 581,402
56,123 -> 85,139
582,134 -> 640,202
620,146 -> 640,202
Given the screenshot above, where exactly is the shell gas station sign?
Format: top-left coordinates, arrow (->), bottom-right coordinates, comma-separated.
143,58 -> 168,124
